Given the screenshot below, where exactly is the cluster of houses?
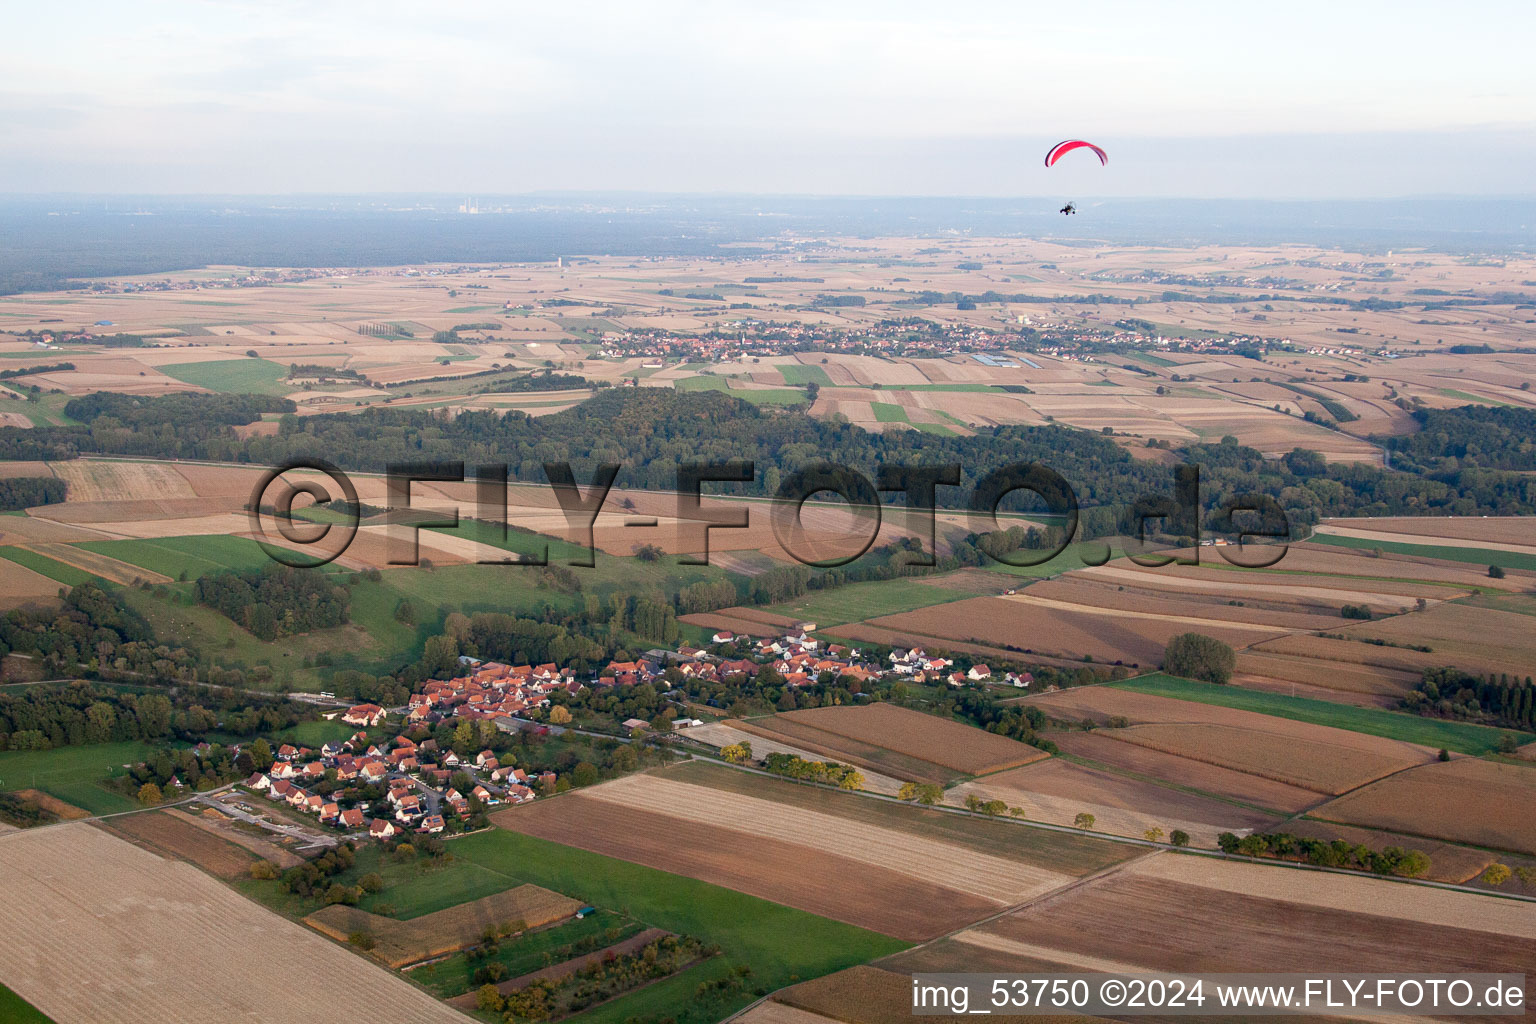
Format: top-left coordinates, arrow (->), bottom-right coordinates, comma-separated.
405,662 -> 582,726
594,320 -> 1012,364
241,705 -> 554,840
236,624 -> 1038,841
593,625 -> 883,691
886,647 -> 1032,688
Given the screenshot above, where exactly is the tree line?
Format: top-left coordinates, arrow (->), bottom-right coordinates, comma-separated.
0,680 -> 311,752
9,389 -> 1536,530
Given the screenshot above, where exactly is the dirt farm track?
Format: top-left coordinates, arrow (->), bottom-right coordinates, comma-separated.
0,822 -> 469,1024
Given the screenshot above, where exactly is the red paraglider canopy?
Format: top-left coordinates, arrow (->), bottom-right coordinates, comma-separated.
1044,140 -> 1107,167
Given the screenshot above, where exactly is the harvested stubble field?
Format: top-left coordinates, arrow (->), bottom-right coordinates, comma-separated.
886,854 -> 1536,1013
491,791 -> 1001,940
945,758 -> 1283,847
100,811 -> 257,878
1310,757 -> 1536,856
1044,730 -> 1323,814
666,760 -> 1136,876
0,823 -> 470,1024
579,773 -> 1067,904
306,882 -> 581,968
48,459 -> 197,503
1339,601 -> 1536,679
769,965 -> 1108,1024
781,703 -> 1046,775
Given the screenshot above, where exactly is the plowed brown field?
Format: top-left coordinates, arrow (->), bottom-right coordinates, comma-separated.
776,703 -> 1046,776
491,794 -> 1002,940
101,811 -> 256,878
1311,758 -> 1536,856
1044,730 -> 1323,813
1109,722 -> 1422,795
946,758 -> 1283,846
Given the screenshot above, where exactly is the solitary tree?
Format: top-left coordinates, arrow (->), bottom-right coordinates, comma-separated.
137,782 -> 163,805
1164,632 -> 1236,685
548,705 -> 573,725
1482,863 -> 1513,887
1169,830 -> 1190,847
1073,812 -> 1096,830
1144,827 -> 1165,843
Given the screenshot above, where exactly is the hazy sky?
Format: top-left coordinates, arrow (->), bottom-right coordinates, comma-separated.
5,0 -> 1533,197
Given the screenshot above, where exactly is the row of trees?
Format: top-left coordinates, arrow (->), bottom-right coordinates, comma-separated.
13,388 -> 1536,532
1217,831 -> 1431,877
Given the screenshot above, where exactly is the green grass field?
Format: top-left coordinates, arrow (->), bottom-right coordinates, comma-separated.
868,401 -> 954,436
0,984 -> 53,1023
158,357 -> 291,395
451,829 -> 907,1024
1309,532 -> 1536,573
778,364 -> 834,387
77,535 -> 278,579
1121,350 -> 1178,368
982,539 -> 1123,579
423,516 -> 590,564
0,546 -> 99,586
767,578 -> 971,627
1114,673 -> 1527,754
271,718 -> 358,748
1435,388 -> 1511,408
0,740 -> 154,815
239,842 -> 511,919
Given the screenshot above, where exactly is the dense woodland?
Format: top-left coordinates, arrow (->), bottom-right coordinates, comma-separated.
1406,666 -> 1536,731
0,583 -> 199,685
1384,406 -> 1536,473
0,475 -> 66,511
194,565 -> 351,641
